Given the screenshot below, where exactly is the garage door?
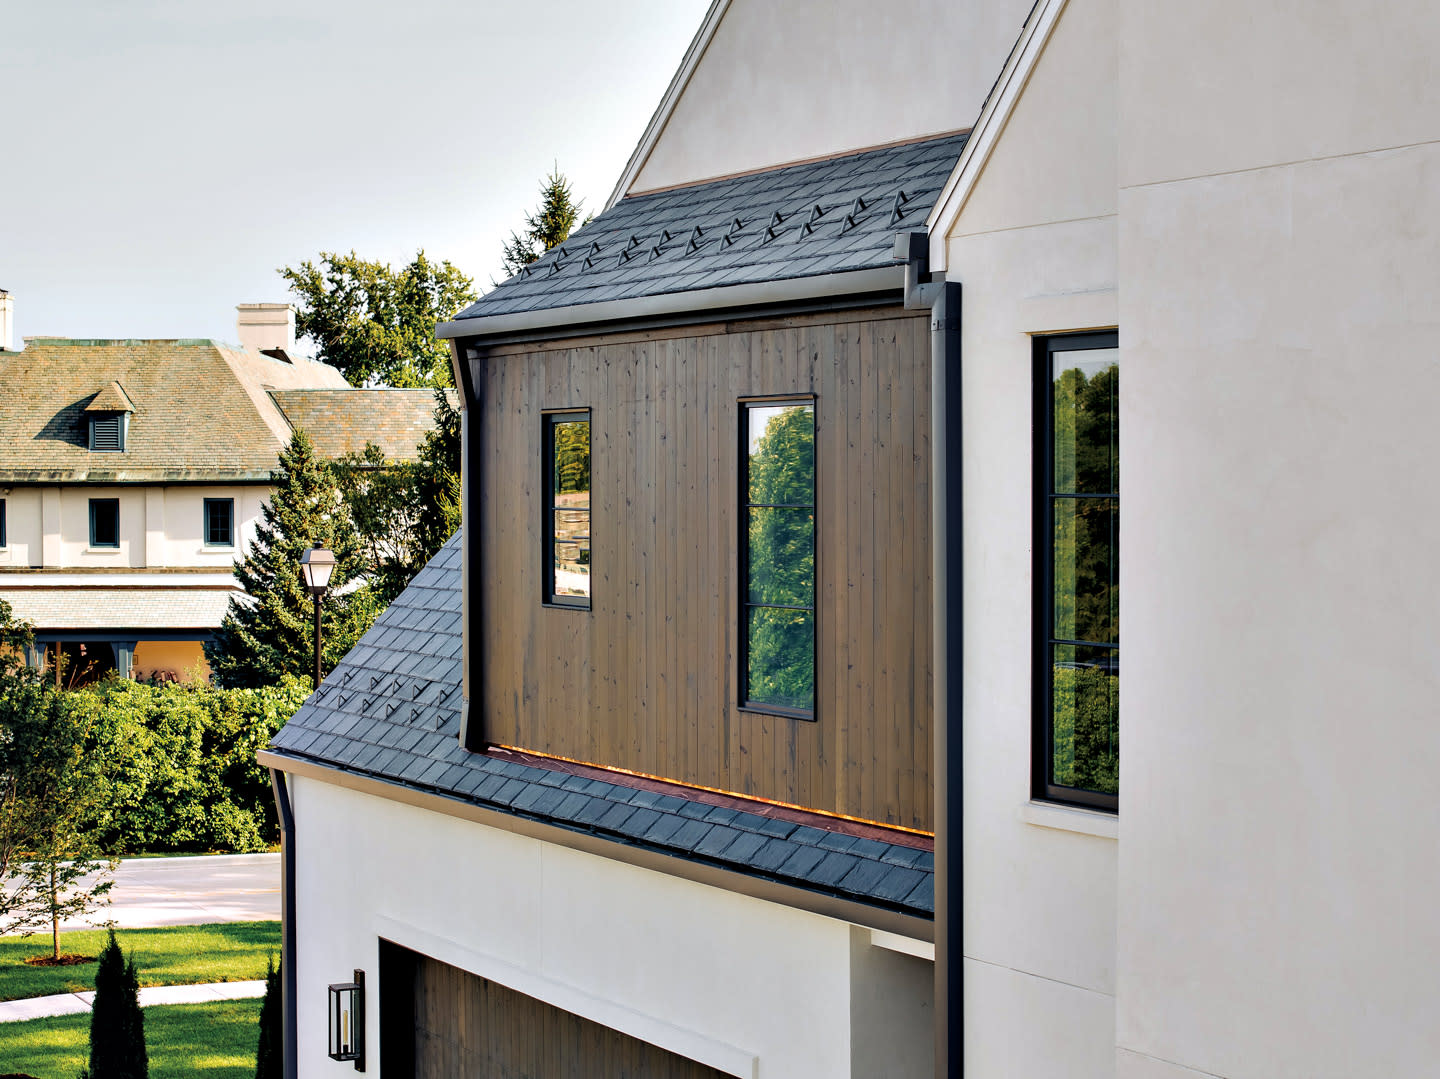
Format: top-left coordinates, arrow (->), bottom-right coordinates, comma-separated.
379,940 -> 731,1078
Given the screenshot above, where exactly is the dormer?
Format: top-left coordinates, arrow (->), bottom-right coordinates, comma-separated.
85,381 -> 135,452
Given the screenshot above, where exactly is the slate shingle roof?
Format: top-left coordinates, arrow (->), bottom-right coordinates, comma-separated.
0,587 -> 235,630
453,132 -> 967,323
0,339 -> 445,482
0,339 -> 350,483
268,389 -> 455,462
268,532 -> 934,920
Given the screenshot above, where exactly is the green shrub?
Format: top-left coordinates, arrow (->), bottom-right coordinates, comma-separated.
71,677 -> 309,854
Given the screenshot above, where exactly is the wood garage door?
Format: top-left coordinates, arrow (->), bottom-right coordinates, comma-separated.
380,941 -> 730,1078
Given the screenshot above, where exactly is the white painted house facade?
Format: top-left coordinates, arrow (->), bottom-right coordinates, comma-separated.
264,0 -> 1440,1076
0,303 -> 446,683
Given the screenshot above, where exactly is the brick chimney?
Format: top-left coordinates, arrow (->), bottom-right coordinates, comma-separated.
236,303 -> 296,359
0,289 -> 13,352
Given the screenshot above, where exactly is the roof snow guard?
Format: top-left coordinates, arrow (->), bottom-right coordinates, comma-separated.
266,532 -> 934,926
446,132 -> 966,333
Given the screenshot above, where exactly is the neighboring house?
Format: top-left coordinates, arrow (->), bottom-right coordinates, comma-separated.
263,1 -> 1440,1078
0,302 -> 448,684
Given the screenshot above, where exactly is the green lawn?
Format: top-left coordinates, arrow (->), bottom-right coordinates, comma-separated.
0,922 -> 279,1002
0,999 -> 262,1078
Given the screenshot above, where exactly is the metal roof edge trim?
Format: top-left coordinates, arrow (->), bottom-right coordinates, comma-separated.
260,747 -> 934,941
925,0 -> 1068,271
436,266 -> 905,342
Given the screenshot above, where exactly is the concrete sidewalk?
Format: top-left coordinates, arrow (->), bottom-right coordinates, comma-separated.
0,979 -> 267,1023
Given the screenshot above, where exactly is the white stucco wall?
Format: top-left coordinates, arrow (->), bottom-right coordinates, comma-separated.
0,488 -> 42,567
1115,2 -> 1440,1074
0,484 -> 268,570
288,776 -> 933,1079
629,0 -> 1035,194
940,0 -> 1119,1075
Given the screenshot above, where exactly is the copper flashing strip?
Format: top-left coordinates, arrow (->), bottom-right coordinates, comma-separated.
487,744 -> 933,850
259,748 -> 933,944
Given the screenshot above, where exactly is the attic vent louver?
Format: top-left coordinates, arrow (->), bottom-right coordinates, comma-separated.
89,414 -> 125,452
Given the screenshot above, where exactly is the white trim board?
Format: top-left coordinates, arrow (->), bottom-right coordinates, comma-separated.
925,0 -> 1070,271
373,914 -> 760,1078
605,0 -> 733,211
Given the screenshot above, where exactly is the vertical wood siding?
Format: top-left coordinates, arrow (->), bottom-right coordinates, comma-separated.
383,942 -> 729,1078
477,306 -> 933,829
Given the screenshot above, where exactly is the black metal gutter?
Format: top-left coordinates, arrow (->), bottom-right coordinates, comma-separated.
898,231 -> 963,1079
269,768 -> 298,1079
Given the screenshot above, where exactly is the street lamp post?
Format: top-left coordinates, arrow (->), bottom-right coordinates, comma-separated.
298,548 -> 337,688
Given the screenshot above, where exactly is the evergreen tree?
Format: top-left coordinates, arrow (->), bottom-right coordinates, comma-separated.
207,431 -> 372,688
280,250 -> 476,388
89,929 -> 147,1079
500,168 -> 590,278
254,956 -> 282,1079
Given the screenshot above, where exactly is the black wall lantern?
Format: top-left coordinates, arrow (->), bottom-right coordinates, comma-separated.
327,969 -> 365,1070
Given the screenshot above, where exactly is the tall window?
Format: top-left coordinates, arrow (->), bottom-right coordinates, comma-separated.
1035,333 -> 1118,810
204,498 -> 234,547
0,499 -> 6,548
544,411 -> 590,606
89,498 -> 120,549
741,399 -> 815,717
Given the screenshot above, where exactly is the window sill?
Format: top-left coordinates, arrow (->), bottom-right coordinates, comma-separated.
85,547 -> 123,554
736,704 -> 816,723
1018,800 -> 1117,840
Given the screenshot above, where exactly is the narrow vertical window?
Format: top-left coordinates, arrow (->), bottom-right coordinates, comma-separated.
204,498 -> 234,547
1035,333 -> 1119,809
0,498 -> 6,548
89,498 -> 120,549
544,411 -> 590,606
741,399 -> 816,717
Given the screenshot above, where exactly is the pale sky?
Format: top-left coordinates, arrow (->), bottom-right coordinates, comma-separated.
0,0 -> 711,345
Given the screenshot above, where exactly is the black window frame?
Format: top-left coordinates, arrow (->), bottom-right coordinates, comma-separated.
738,394 -> 818,722
542,409 -> 592,609
0,498 -> 6,548
203,497 -> 235,547
89,413 -> 126,452
1033,331 -> 1119,812
89,497 -> 120,549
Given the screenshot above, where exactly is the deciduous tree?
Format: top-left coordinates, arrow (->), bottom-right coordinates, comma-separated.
281,250 -> 476,388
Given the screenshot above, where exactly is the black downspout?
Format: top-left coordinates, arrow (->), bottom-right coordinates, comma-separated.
931,281 -> 963,1078
270,768 -> 298,1079
897,231 -> 962,1078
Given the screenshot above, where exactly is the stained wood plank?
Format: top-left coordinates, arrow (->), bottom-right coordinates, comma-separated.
479,307 -> 934,828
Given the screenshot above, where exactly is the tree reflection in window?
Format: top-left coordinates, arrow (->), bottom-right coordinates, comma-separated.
1041,340 -> 1118,804
742,401 -> 815,715
545,412 -> 590,605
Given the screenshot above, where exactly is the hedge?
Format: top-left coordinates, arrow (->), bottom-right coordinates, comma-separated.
70,677 -> 309,854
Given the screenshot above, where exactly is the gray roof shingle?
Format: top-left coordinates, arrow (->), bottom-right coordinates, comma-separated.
269,530 -> 933,920
453,133 -> 967,323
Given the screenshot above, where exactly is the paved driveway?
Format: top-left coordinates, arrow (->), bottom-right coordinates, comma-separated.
56,852 -> 280,931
